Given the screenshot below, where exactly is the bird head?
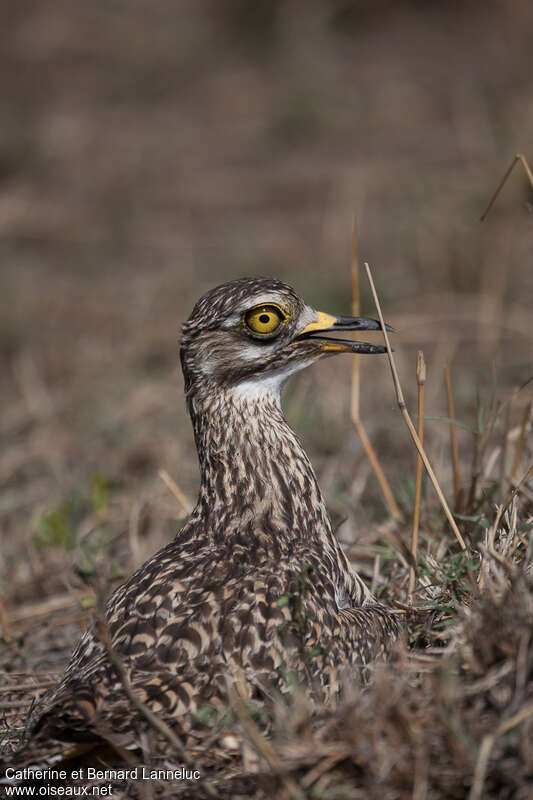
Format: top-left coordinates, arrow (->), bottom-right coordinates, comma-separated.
180,277 -> 393,398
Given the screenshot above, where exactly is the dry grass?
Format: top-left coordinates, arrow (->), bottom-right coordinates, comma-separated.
1,257 -> 532,797
2,427 -> 531,799
1,2 -> 533,797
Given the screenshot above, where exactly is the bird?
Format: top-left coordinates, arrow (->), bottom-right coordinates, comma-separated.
3,276 -> 400,773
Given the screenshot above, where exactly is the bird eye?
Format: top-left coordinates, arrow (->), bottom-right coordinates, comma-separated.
243,304 -> 286,337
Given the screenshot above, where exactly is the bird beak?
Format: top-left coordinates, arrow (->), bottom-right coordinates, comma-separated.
294,311 -> 394,354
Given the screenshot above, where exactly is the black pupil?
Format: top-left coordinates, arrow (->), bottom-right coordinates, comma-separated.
259,314 -> 270,323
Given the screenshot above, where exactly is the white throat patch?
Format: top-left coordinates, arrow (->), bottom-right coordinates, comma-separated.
231,361 -> 313,405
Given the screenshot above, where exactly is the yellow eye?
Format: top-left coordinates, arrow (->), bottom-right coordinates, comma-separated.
243,304 -> 286,337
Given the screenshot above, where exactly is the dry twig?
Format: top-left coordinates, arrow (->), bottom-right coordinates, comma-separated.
94,612 -> 193,767
229,686 -> 303,800
469,701 -> 533,800
158,468 -> 193,514
480,153 -> 533,220
409,351 -> 426,601
349,222 -> 401,520
511,402 -> 531,480
444,363 -> 462,509
364,262 -> 466,550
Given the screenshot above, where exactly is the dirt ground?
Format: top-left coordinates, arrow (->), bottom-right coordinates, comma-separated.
1,2 -> 532,798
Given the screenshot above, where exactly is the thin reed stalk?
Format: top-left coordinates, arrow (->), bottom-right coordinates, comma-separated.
158,468 -> 193,514
349,222 -> 401,520
95,611 -> 193,767
499,400 -> 512,502
408,351 -> 426,602
469,702 -> 533,800
480,153 -> 533,220
444,363 -> 462,509
364,262 -> 466,550
350,218 -> 360,424
511,402 -> 531,479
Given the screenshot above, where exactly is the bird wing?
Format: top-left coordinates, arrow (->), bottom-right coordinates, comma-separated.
10,536 -> 399,764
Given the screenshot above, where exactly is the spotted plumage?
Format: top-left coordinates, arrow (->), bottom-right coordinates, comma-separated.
5,277 -> 400,765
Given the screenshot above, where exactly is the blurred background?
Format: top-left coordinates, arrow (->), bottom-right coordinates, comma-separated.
1,0 -> 532,667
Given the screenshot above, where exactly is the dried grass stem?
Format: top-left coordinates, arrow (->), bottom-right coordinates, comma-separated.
364,262 -> 466,550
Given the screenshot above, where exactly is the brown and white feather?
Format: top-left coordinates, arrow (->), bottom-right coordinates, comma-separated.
4,277 -> 400,767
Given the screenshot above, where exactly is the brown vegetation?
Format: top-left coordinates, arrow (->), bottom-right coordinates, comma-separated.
1,2 -> 532,797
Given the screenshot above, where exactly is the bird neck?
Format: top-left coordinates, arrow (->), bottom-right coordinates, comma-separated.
186,381 -> 334,554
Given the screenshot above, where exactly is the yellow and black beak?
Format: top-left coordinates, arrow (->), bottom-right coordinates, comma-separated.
294,311 -> 394,354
